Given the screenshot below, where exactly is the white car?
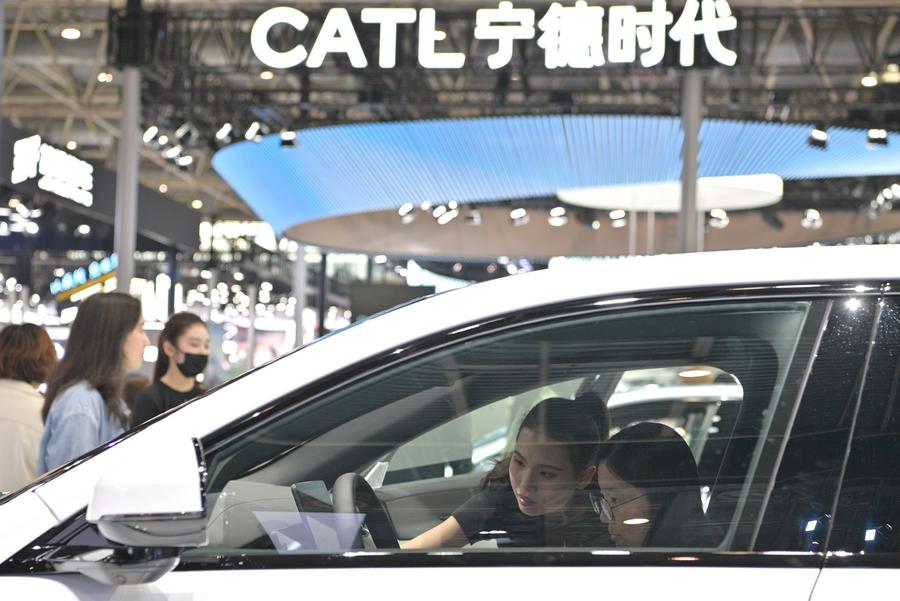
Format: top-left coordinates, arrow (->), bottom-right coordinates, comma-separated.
1,246 -> 898,600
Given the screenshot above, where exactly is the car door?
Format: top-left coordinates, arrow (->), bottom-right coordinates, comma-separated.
810,290 -> 900,600
0,286 -> 875,600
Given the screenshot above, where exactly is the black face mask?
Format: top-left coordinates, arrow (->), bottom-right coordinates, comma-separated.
175,352 -> 208,379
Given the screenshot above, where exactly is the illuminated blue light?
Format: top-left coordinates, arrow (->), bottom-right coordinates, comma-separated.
212,115 -> 900,234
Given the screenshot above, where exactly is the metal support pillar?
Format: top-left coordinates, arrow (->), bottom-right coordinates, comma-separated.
315,253 -> 328,339
678,69 -> 703,254
167,250 -> 177,316
628,209 -> 638,256
646,212 -> 655,255
114,67 -> 141,291
292,247 -> 307,347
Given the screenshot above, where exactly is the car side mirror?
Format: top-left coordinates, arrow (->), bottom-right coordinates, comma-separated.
51,437 -> 209,585
87,436 -> 208,548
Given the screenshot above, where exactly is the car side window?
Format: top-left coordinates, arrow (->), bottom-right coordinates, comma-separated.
829,296 -> 900,553
194,298 -> 828,559
753,296 -> 879,552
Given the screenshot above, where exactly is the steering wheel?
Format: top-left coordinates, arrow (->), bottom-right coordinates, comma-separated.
332,472 -> 400,549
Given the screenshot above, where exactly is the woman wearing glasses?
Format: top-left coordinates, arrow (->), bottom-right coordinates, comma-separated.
595,422 -> 709,548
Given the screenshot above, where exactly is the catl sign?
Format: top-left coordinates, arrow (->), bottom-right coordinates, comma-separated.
251,0 -> 738,71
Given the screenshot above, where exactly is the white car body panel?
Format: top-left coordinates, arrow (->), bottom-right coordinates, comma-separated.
810,567 -> 896,600
0,491 -> 58,561
0,566 -> 823,600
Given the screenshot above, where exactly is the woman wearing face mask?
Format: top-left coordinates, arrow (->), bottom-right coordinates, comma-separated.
404,396 -> 610,549
595,422 -> 711,548
132,312 -> 210,427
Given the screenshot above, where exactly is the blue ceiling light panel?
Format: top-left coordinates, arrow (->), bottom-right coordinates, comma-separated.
212,115 -> 900,234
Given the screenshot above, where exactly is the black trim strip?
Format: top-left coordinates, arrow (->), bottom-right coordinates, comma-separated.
172,550 -> 824,571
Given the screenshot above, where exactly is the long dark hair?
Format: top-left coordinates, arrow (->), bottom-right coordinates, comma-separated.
154,312 -> 206,381
597,422 -> 706,546
43,292 -> 141,427
483,396 -> 607,488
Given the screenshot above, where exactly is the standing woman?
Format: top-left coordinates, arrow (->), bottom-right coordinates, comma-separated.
132,312 -> 209,426
0,324 -> 58,491
39,292 -> 149,474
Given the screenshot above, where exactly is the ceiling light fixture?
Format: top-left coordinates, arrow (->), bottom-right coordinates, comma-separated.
861,71 -> 879,88
867,129 -> 889,147
280,130 -> 298,147
215,123 -> 233,141
808,127 -> 828,149
60,27 -> 81,40
510,207 -> 529,226
142,126 -> 159,144
801,208 -> 823,230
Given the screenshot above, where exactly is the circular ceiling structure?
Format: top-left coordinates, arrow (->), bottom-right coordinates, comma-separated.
212,114 -> 900,257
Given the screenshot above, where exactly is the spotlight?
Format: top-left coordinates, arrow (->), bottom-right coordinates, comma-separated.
176,155 -> 194,167
510,207 -> 529,226
861,71 -> 879,88
157,134 -> 169,146
174,122 -> 192,141
432,205 -> 447,219
801,208 -> 823,230
142,125 -> 159,144
437,209 -> 459,225
244,122 -> 261,141
215,123 -> 233,141
591,220 -> 601,230
66,140 -> 78,151
867,129 -> 889,147
97,71 -> 113,83
401,212 -> 416,225
259,70 -> 275,80
398,202 -> 414,217
808,127 -> 828,149
548,206 -> 568,227
163,145 -> 183,159
452,262 -> 463,273
280,130 -> 298,147
60,27 -> 81,40
609,209 -> 626,220
159,184 -> 168,194
374,254 -> 388,264
191,199 -> 203,210
709,208 -> 730,229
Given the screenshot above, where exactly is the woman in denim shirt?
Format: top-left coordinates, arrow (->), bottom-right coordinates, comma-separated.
38,292 -> 149,474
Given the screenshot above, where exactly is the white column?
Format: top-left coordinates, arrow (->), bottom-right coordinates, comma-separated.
247,283 -> 258,369
114,67 -> 141,291
678,70 -> 703,254
292,247 -> 307,348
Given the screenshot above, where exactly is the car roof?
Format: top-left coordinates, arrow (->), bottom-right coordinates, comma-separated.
456,245 -> 899,311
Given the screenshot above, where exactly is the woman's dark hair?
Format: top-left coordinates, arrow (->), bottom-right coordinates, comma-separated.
123,374 -> 151,413
43,292 -> 141,426
483,396 -> 607,488
598,422 -> 706,546
0,323 -> 58,383
154,312 -> 207,381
